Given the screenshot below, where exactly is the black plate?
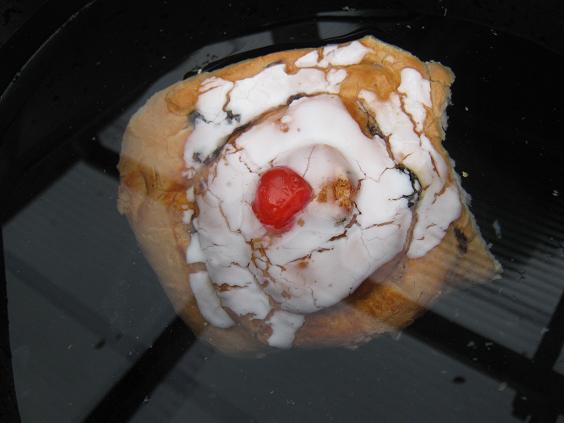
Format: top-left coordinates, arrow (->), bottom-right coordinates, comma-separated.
1,2 -> 564,422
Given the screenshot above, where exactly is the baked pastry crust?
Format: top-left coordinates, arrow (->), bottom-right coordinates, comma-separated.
118,36 -> 501,354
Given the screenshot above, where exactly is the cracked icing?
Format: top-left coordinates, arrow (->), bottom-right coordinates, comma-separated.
397,68 -> 431,133
359,67 -> 461,258
186,232 -> 206,264
295,41 -> 371,68
184,64 -> 344,175
189,271 -> 234,328
182,42 -> 462,348
267,311 -> 305,348
192,94 -> 414,344
234,97 -> 414,314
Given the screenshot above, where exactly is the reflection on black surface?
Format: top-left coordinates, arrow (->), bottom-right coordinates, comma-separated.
1,4 -> 564,423
0,230 -> 21,422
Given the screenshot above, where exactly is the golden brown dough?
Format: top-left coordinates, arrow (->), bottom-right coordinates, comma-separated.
118,36 -> 501,354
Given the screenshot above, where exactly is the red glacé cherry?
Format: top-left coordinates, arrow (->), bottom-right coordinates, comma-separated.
252,166 -> 313,232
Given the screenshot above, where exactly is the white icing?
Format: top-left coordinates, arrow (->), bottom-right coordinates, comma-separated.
319,41 -> 371,67
189,272 -> 234,328
182,209 -> 194,224
294,50 -> 319,67
397,68 -> 431,132
295,41 -> 371,68
359,67 -> 461,258
196,95 -> 414,314
200,76 -> 231,92
280,114 -> 292,124
218,282 -> 271,320
207,263 -> 255,287
186,186 -> 195,202
186,233 -> 206,264
184,64 -> 346,173
267,311 -> 305,348
197,77 -> 234,119
194,193 -> 252,267
327,68 -> 347,89
207,263 -> 272,319
229,66 -> 337,119
237,96 -> 393,172
182,41 -> 461,346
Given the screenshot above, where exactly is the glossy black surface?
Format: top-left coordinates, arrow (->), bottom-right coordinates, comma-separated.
1,1 -> 564,422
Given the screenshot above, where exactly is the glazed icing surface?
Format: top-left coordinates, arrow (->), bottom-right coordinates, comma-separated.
183,41 -> 461,348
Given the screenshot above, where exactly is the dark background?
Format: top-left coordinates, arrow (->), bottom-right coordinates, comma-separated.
1,1 -> 564,422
